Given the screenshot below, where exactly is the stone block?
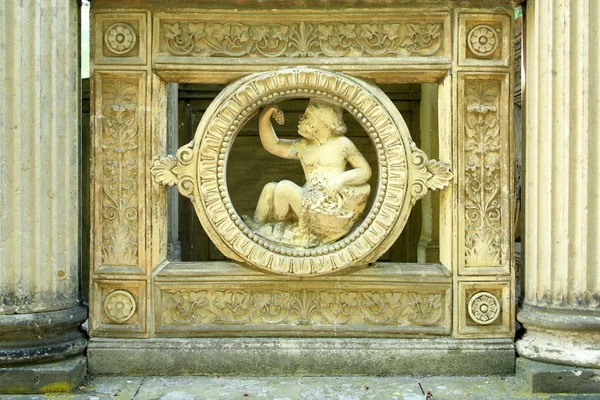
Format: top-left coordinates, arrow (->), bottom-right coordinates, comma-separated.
517,358 -> 600,394
0,356 -> 86,394
88,337 -> 515,377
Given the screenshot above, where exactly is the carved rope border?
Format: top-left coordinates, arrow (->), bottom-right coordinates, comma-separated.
152,67 -> 452,275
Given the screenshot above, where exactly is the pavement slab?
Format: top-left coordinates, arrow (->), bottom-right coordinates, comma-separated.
1,375 -> 599,400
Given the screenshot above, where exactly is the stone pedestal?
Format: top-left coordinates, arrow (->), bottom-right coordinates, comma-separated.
0,0 -> 87,393
517,0 -> 600,393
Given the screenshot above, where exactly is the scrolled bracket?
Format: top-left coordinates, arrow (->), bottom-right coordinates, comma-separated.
151,142 -> 197,200
409,143 -> 453,204
151,155 -> 178,187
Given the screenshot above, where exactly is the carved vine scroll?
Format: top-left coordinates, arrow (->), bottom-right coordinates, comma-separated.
158,287 -> 448,331
158,21 -> 443,58
151,67 -> 452,275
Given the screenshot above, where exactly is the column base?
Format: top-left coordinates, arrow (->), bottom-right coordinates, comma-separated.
517,306 -> 600,368
0,306 -> 88,366
88,337 -> 515,376
517,358 -> 600,394
0,356 -> 86,394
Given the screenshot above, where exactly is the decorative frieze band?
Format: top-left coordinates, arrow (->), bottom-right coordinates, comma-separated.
156,284 -> 451,335
154,13 -> 450,62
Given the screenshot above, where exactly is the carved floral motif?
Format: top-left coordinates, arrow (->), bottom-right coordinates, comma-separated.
104,289 -> 136,323
101,80 -> 139,266
104,23 -> 137,55
468,291 -> 500,324
467,25 -> 499,57
464,81 -> 502,267
161,288 -> 445,327
160,21 -> 442,58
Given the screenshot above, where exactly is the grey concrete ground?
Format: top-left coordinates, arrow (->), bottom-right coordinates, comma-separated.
1,376 -> 599,400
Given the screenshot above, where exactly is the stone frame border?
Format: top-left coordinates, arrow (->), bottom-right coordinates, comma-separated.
89,3 -> 515,341
152,67 -> 452,275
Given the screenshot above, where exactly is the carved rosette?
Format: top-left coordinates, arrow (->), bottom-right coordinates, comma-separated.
104,23 -> 137,55
467,25 -> 498,57
468,291 -> 500,325
151,67 -> 452,275
159,21 -> 443,58
104,289 -> 136,323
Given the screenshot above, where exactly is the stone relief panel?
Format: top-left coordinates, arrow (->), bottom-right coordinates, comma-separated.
151,67 -> 453,275
464,80 -> 502,267
155,283 -> 451,336
458,74 -> 510,275
88,4 -> 515,341
153,12 -> 451,63
458,13 -> 511,67
93,12 -> 148,65
93,73 -> 146,273
457,281 -> 512,338
92,280 -> 146,335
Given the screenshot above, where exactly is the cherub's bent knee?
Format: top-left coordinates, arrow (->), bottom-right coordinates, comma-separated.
275,180 -> 298,197
263,182 -> 277,192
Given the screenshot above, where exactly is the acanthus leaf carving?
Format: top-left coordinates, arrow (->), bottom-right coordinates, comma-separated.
150,155 -> 178,187
151,142 -> 197,200
101,79 -> 139,266
160,21 -> 443,58
409,142 -> 453,204
463,80 -> 502,267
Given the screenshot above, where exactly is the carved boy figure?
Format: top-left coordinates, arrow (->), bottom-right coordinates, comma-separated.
249,99 -> 371,247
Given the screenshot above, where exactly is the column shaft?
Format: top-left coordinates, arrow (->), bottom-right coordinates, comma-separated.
517,0 -> 600,368
0,0 -> 87,380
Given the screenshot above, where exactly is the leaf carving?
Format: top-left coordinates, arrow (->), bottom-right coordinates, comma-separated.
150,155 -> 178,187
425,160 -> 453,190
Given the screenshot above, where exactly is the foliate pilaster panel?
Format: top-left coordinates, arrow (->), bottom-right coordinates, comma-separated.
457,281 -> 512,338
91,280 -> 147,336
458,12 -> 512,67
92,72 -> 147,275
92,11 -> 149,65
152,11 -> 451,65
155,283 -> 451,337
457,73 -> 511,276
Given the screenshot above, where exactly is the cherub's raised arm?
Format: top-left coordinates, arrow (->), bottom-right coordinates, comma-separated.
258,106 -> 297,159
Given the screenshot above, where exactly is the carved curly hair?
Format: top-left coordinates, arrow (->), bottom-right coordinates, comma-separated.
306,99 -> 347,135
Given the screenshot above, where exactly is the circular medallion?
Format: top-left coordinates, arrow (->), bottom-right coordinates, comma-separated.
104,23 -> 137,55
467,25 -> 499,57
104,290 -> 136,323
190,68 -> 415,275
468,291 -> 500,325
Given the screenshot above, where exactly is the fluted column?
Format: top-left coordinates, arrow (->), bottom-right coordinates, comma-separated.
517,0 -> 600,368
0,0 -> 87,392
